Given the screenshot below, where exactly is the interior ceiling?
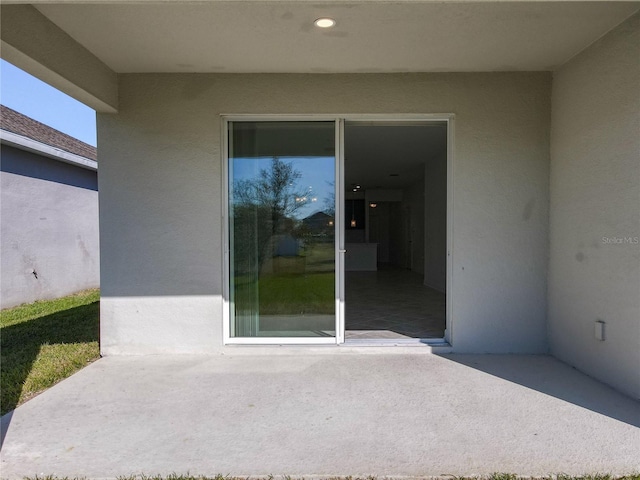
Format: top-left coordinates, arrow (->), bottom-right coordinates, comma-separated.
345,123 -> 447,190
35,2 -> 639,73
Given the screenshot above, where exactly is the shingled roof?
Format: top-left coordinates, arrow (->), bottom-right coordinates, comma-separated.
0,105 -> 97,162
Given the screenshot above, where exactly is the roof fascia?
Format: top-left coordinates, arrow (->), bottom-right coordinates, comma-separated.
1,129 -> 98,171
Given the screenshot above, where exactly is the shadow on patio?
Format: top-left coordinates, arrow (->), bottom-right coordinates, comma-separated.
439,354 -> 639,428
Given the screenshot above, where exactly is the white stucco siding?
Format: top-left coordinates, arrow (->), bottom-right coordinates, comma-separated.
1,145 -> 100,308
549,14 -> 640,399
98,72 -> 551,355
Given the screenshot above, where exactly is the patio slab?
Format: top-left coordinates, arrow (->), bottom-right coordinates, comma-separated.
1,353 -> 639,478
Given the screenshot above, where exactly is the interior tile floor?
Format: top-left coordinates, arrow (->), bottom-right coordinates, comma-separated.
345,264 -> 446,339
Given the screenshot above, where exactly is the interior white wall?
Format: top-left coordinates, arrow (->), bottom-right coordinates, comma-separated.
388,202 -> 404,268
424,154 -> 447,292
549,13 -> 640,399
369,202 -> 390,263
98,72 -> 550,354
403,178 -> 425,275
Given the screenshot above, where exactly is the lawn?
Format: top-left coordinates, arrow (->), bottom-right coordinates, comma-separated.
0,289 -> 100,416
258,271 -> 334,314
234,243 -> 336,315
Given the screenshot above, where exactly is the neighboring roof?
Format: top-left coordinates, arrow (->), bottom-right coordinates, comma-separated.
304,211 -> 331,221
0,105 -> 97,162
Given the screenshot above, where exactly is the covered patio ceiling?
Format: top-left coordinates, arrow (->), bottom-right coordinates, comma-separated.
1,1 -> 639,111
18,1 -> 640,73
30,1 -> 640,73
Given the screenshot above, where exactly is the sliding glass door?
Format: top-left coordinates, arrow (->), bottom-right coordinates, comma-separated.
228,121 -> 337,339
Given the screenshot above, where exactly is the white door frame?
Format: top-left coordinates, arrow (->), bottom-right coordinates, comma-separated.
221,114 -> 454,346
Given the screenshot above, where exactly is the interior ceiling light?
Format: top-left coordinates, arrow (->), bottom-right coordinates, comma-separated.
314,17 -> 336,28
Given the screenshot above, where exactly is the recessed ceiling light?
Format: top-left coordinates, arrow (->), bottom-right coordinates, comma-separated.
314,17 -> 336,28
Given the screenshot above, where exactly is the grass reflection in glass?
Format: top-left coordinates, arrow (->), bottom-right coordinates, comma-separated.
234,243 -> 334,316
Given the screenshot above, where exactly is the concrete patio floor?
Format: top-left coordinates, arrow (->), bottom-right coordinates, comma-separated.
1,352 -> 639,478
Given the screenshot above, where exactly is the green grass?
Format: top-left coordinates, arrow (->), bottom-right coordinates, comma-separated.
0,289 -> 100,416
258,271 -> 334,314
234,269 -> 335,315
234,243 -> 336,315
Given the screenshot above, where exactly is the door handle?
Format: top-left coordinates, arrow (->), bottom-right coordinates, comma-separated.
339,249 -> 347,253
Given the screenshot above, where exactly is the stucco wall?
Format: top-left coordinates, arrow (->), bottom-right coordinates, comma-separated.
0,145 -> 99,308
98,72 -> 551,354
549,14 -> 640,399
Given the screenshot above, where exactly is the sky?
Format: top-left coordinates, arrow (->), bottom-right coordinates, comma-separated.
0,59 -> 97,146
233,156 -> 335,220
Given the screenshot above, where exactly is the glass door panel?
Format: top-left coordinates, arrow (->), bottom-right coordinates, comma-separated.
229,121 -> 336,338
